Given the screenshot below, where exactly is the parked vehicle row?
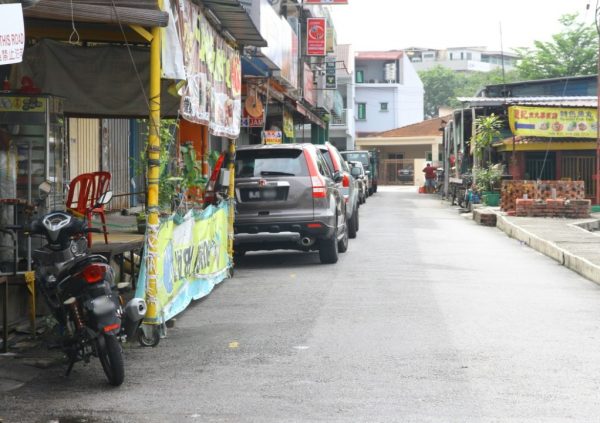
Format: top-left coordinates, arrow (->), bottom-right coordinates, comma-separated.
233,142 -> 376,264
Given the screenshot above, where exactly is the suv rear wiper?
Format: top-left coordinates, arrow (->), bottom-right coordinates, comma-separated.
260,171 -> 295,176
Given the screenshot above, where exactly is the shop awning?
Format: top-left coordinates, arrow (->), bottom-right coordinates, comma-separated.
296,102 -> 325,128
23,0 -> 169,27
201,0 -> 266,47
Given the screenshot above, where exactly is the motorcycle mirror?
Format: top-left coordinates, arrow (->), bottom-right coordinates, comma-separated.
38,180 -> 52,198
97,191 -> 113,206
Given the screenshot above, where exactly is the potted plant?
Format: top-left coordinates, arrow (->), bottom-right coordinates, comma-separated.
474,165 -> 502,206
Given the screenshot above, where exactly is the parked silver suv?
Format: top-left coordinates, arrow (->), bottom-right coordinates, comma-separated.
234,143 -> 348,264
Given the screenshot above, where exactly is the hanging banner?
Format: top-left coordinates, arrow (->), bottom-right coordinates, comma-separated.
303,63 -> 316,106
173,0 -> 242,139
263,130 -> 283,144
0,4 -> 25,66
283,110 -> 294,138
307,18 -> 326,56
136,203 -> 230,323
508,106 -> 598,138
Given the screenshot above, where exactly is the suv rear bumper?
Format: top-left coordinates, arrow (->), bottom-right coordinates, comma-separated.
234,221 -> 334,239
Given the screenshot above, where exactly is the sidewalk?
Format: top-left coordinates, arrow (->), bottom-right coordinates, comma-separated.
478,207 -> 600,285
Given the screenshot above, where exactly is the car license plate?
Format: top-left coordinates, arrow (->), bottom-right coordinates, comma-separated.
243,188 -> 282,201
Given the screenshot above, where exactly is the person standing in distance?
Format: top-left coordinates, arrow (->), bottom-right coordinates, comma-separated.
422,162 -> 437,193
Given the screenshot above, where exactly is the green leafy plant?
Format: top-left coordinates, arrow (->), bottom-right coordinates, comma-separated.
474,164 -> 502,193
472,114 -> 503,160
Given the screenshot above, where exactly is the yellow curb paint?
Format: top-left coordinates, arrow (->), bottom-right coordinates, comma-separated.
229,341 -> 239,349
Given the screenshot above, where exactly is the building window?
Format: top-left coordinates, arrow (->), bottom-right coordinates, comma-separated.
466,52 -> 472,60
355,70 -> 364,84
380,102 -> 388,112
357,103 -> 366,120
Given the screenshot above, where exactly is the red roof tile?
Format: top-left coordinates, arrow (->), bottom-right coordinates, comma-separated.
369,116 -> 450,138
355,50 -> 404,60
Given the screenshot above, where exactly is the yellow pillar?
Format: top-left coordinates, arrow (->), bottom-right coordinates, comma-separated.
144,3 -> 162,326
227,139 -> 236,259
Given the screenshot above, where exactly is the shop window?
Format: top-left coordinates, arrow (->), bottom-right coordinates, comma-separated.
357,103 -> 366,120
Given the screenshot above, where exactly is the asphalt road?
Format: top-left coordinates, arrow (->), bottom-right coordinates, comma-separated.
3,186 -> 600,422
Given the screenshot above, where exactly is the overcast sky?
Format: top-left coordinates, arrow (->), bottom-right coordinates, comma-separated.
329,0 -> 595,52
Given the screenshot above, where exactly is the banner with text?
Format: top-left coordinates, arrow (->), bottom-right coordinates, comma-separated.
508,106 -> 598,138
307,18 -> 326,56
0,4 -> 25,66
136,203 -> 230,323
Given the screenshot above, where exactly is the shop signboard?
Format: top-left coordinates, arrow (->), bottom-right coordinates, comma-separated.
325,56 -> 336,89
260,0 -> 284,70
304,0 -> 348,4
326,26 -> 336,53
173,0 -> 242,139
279,17 -> 298,89
303,63 -> 316,106
263,130 -> 283,144
307,18 -> 326,56
0,3 -> 25,66
508,106 -> 598,139
242,106 -> 264,128
136,204 -> 230,323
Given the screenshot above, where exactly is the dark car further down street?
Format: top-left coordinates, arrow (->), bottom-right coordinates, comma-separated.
316,143 -> 359,239
234,143 -> 348,264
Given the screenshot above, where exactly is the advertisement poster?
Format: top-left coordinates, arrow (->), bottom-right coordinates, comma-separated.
173,0 -> 242,139
136,203 -> 230,323
508,106 -> 598,139
0,3 -> 25,66
283,110 -> 294,139
303,63 -> 316,106
263,130 -> 283,144
307,18 -> 326,56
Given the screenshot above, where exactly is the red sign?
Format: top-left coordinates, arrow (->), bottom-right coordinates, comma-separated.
306,18 -> 326,56
303,63 -> 315,106
304,0 -> 348,4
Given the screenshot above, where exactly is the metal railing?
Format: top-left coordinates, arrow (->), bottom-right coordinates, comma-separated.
331,109 -> 348,126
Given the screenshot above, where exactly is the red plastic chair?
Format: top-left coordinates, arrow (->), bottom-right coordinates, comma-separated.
65,173 -> 96,246
91,171 -> 111,244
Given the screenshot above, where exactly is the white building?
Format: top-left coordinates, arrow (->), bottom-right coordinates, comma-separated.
328,44 -> 355,151
405,46 -> 518,73
354,51 -> 424,135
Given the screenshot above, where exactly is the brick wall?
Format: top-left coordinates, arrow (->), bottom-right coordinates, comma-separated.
501,180 -> 586,211
515,198 -> 591,218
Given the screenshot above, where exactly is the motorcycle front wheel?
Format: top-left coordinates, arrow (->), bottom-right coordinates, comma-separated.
97,334 -> 125,386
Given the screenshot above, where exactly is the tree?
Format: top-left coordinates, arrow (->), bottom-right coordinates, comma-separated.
419,67 -> 521,119
514,13 -> 598,80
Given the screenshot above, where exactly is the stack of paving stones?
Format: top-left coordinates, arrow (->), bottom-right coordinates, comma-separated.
473,209 -> 497,226
501,180 -> 586,212
515,198 -> 591,218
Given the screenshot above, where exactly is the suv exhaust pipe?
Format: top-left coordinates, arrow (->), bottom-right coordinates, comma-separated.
300,237 -> 315,247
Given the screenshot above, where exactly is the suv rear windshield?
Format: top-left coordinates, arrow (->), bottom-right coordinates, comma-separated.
236,149 -> 309,177
342,152 -> 369,168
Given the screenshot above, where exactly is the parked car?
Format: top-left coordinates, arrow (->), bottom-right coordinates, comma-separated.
340,150 -> 375,195
349,161 -> 368,204
316,142 -> 359,239
234,143 -> 348,264
397,167 -> 414,184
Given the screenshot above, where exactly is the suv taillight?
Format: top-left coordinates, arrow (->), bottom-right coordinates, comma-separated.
342,174 -> 350,188
82,263 -> 109,284
311,176 -> 327,198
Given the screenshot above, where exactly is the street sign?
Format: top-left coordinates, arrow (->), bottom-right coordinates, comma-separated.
325,57 -> 336,89
0,3 -> 25,66
306,18 -> 326,56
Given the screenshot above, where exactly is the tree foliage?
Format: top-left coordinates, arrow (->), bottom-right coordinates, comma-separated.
514,13 -> 598,80
419,66 -> 520,118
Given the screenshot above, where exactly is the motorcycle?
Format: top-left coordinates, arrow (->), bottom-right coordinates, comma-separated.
24,184 -> 146,386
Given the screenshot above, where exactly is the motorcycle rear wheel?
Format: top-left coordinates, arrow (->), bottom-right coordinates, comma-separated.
97,334 -> 125,386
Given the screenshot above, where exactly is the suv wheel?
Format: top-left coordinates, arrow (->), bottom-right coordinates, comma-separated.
348,206 -> 358,239
319,228 -> 339,264
337,221 -> 349,253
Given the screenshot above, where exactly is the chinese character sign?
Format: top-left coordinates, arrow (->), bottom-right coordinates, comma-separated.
508,106 -> 598,139
0,4 -> 25,66
306,18 -> 326,56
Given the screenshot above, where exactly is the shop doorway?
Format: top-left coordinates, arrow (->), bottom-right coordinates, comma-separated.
562,154 -> 596,198
525,152 -> 556,181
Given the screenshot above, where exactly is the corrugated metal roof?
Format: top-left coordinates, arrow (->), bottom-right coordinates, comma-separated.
202,0 -> 267,47
457,96 -> 598,107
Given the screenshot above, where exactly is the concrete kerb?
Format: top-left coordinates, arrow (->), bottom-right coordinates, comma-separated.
494,212 -> 600,285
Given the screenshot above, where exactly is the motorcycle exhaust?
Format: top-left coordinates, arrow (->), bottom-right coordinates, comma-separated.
123,298 -> 147,339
